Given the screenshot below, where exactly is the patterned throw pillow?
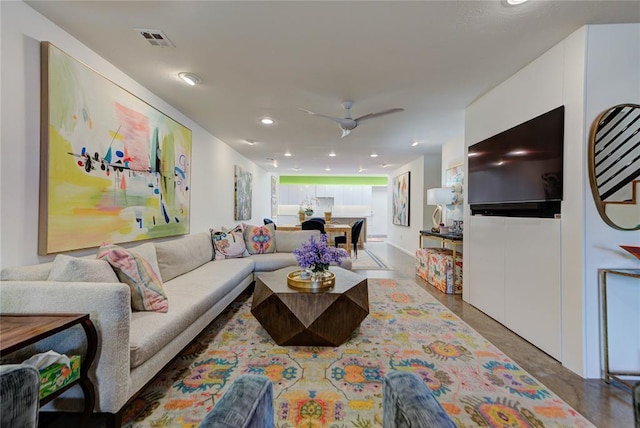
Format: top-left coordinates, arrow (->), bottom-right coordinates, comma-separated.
97,244 -> 168,313
243,223 -> 276,255
210,225 -> 250,259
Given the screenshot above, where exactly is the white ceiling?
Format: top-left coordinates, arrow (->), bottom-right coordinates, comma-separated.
25,1 -> 640,175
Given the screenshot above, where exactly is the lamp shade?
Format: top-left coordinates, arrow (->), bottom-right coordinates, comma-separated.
426,187 -> 454,206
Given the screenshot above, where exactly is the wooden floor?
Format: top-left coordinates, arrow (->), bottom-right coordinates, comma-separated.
361,241 -> 635,428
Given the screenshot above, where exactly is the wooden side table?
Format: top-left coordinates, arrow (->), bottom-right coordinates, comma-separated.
0,313 -> 98,427
599,269 -> 640,388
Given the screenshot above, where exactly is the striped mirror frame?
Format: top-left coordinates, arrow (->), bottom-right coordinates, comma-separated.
588,103 -> 640,231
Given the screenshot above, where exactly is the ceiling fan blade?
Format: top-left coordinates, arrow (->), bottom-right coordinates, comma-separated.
354,108 -> 405,123
299,108 -> 344,124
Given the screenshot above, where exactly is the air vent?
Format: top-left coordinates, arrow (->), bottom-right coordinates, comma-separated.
134,29 -> 175,48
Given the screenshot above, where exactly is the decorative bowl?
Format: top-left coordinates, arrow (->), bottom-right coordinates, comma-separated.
620,245 -> 640,260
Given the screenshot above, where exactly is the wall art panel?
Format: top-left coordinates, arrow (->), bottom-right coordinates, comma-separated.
392,171 -> 410,226
234,165 -> 252,221
39,42 -> 192,254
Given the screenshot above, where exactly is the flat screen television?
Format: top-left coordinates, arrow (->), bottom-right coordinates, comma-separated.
468,106 -> 564,218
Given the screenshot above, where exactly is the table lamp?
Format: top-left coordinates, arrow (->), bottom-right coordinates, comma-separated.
426,187 -> 454,230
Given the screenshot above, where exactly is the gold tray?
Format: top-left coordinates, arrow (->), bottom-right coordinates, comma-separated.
287,270 -> 335,291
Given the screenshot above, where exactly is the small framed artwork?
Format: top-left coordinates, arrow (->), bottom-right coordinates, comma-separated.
445,163 -> 464,223
392,171 -> 410,226
234,165 -> 252,220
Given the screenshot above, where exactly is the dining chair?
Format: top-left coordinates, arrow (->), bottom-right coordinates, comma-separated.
301,220 -> 325,234
335,219 -> 364,258
307,217 -> 326,224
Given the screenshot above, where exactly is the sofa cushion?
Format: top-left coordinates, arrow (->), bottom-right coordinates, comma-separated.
97,244 -> 168,313
1,262 -> 53,281
47,254 -> 118,283
211,225 -> 250,259
274,230 -> 320,253
249,253 -> 297,273
243,224 -> 276,255
154,233 -> 214,282
250,253 -> 351,272
128,258 -> 255,368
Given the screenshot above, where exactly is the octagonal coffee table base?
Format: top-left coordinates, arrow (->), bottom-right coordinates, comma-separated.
251,267 -> 369,346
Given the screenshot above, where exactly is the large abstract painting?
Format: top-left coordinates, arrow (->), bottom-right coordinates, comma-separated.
392,171 -> 410,226
39,42 -> 192,255
234,165 -> 252,220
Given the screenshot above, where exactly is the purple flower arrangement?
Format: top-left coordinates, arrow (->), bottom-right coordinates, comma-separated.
293,234 -> 349,273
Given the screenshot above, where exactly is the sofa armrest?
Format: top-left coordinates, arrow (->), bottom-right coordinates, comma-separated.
200,375 -> 274,428
383,371 -> 456,428
0,281 -> 132,414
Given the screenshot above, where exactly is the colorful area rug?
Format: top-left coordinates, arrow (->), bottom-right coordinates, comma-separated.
122,279 -> 593,427
350,248 -> 388,270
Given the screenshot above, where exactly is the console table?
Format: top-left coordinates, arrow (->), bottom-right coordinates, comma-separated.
0,313 -> 97,427
599,268 -> 640,388
419,231 -> 463,266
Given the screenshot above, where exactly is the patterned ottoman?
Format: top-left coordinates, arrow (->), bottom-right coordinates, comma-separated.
415,248 -> 463,294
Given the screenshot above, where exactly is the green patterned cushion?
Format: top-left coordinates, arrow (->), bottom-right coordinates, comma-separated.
97,244 -> 168,312
243,223 -> 276,255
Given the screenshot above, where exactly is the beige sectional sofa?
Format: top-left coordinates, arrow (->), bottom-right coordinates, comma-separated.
0,229 -> 349,425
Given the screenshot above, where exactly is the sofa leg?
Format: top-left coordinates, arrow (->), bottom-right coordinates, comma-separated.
102,411 -> 122,428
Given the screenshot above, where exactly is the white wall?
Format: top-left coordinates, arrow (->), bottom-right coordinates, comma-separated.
0,2 -> 270,268
441,139 -> 464,184
387,157 -> 423,254
387,155 -> 441,255
465,24 -> 640,378
583,24 -> 640,378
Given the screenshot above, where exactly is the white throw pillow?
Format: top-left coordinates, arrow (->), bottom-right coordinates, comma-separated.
47,254 -> 119,283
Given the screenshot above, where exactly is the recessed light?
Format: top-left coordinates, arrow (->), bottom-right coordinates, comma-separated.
358,167 -> 364,173
380,163 -> 389,168
411,141 -> 420,147
245,140 -> 257,145
325,167 -> 331,171
260,117 -> 275,125
329,152 -> 336,157
505,0 -> 528,5
178,72 -> 201,86
292,167 -> 301,172
284,151 -> 292,157
370,153 -> 378,158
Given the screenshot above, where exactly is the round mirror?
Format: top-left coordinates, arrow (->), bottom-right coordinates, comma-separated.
588,103 -> 640,231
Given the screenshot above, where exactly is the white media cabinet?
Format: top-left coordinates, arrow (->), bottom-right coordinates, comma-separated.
466,215 -> 562,360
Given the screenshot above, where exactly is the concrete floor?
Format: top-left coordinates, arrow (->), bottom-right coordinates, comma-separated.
361,241 -> 635,428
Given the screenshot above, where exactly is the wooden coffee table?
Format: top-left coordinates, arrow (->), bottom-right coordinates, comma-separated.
251,267 -> 369,346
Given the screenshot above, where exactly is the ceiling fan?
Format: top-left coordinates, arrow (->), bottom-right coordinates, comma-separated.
300,101 -> 404,138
